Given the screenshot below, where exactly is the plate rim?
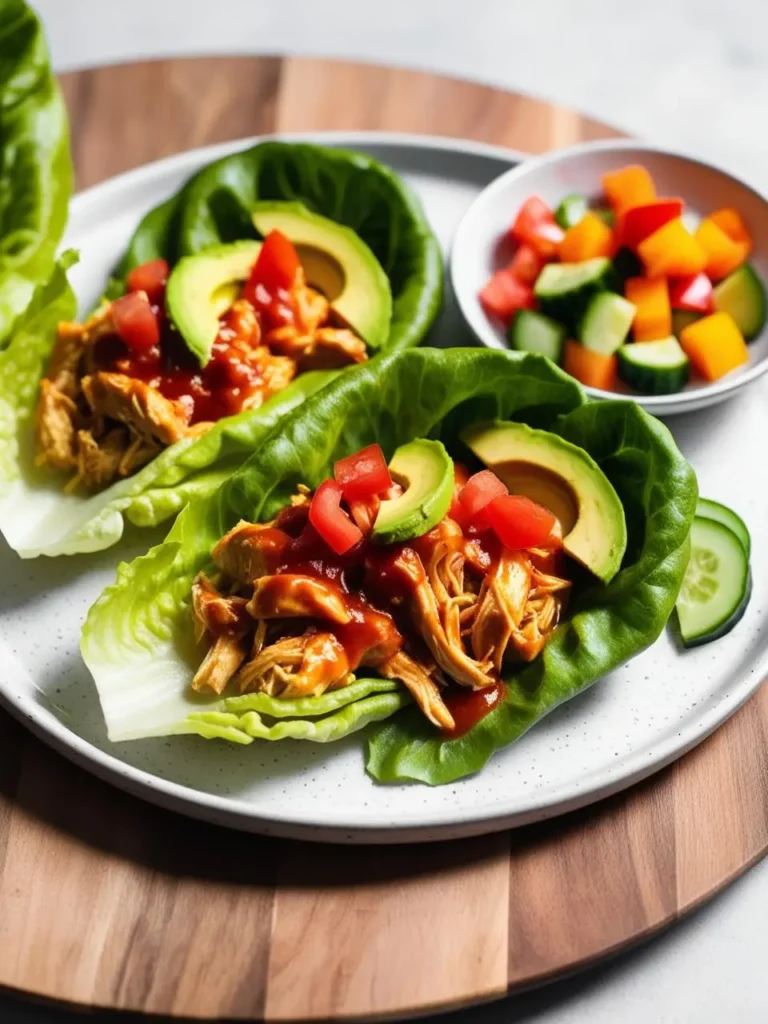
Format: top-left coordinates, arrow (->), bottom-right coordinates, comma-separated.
3,129 -> 767,843
449,136 -> 768,414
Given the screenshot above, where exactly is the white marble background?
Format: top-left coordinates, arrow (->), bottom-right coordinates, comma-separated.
10,1 -> 768,1021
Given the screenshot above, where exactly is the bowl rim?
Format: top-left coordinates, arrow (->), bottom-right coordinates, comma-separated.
450,137 -> 768,412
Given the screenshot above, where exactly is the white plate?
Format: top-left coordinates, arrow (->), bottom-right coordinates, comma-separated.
1,133 -> 767,844
451,139 -> 768,416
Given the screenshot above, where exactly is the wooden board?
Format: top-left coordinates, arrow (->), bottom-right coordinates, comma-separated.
0,55 -> 765,1020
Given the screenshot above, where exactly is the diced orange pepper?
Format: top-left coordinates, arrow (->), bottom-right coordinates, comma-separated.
557,212 -> 614,262
695,218 -> 750,281
679,311 -> 749,381
637,219 -> 706,277
602,165 -> 656,213
625,276 -> 671,341
563,340 -> 617,391
709,207 -> 752,246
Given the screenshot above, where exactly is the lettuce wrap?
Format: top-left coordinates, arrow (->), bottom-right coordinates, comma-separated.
82,348 -> 698,784
0,0 -> 71,344
0,142 -> 442,558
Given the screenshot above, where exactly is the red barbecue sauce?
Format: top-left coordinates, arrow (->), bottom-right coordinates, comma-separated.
95,292 -> 300,426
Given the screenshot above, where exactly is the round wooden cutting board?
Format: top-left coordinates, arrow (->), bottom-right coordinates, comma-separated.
1,56 -> 766,1021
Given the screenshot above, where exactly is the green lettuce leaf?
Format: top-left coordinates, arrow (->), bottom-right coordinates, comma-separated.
109,141 -> 443,352
0,0 -> 72,345
82,347 -> 696,784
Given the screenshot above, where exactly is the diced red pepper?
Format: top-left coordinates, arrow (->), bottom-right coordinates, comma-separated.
617,198 -> 684,250
508,244 -> 545,285
485,494 -> 557,550
668,272 -> 714,313
112,291 -> 160,354
249,229 -> 301,293
309,480 -> 363,555
126,258 -> 170,304
458,470 -> 508,521
334,444 -> 393,502
479,269 -> 535,325
510,197 -> 565,257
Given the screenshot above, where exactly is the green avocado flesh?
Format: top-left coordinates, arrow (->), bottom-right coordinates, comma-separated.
165,240 -> 263,366
372,439 -> 454,545
252,201 -> 393,349
461,420 -> 627,583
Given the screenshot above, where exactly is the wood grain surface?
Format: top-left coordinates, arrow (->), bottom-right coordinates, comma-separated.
0,55 -> 764,1021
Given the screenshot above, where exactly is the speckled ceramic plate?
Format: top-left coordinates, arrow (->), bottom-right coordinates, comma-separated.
1,133 -> 767,843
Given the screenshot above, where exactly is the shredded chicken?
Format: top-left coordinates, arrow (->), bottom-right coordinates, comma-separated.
69,427 -> 127,492
46,322 -> 88,398
36,259 -> 368,495
192,634 -> 249,694
191,574 -> 250,642
297,328 -> 368,371
35,380 -> 78,471
237,632 -> 352,698
378,650 -> 455,730
212,521 -> 290,584
82,372 -> 191,446
247,574 -> 351,625
470,551 -> 532,674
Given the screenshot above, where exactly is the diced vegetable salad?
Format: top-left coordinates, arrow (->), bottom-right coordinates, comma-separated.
478,165 -> 767,395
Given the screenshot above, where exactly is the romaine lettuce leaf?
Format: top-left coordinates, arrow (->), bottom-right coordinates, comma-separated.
110,141 -> 443,352
0,0 -> 72,345
82,347 -> 696,784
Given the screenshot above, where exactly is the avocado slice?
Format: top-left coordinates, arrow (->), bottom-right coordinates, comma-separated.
461,421 -> 627,583
165,240 -> 262,366
252,201 -> 392,350
372,439 -> 454,545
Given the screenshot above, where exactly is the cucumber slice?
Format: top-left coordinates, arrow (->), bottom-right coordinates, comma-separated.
712,263 -> 767,341
579,292 -> 636,356
617,336 -> 689,394
534,257 -> 614,330
675,517 -> 751,648
696,497 -> 751,557
554,193 -> 588,230
507,309 -> 566,363
671,309 -> 702,338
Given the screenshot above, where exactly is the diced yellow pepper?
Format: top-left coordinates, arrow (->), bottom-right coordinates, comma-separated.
709,207 -> 752,246
557,212 -> 614,262
679,311 -> 749,381
625,276 -> 671,341
695,218 -> 750,281
637,219 -> 706,277
602,165 -> 656,213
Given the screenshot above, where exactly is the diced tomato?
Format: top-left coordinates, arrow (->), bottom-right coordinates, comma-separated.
126,258 -> 170,303
485,494 -> 557,550
508,244 -> 545,285
348,495 -> 381,535
334,443 -> 393,502
459,470 -> 508,522
510,197 -> 564,257
668,272 -> 714,313
309,479 -> 363,555
448,464 -> 471,526
112,291 -> 160,354
250,229 -> 301,293
479,269 -> 535,325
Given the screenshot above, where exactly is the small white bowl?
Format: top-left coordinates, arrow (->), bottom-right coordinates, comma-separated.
450,139 -> 768,416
